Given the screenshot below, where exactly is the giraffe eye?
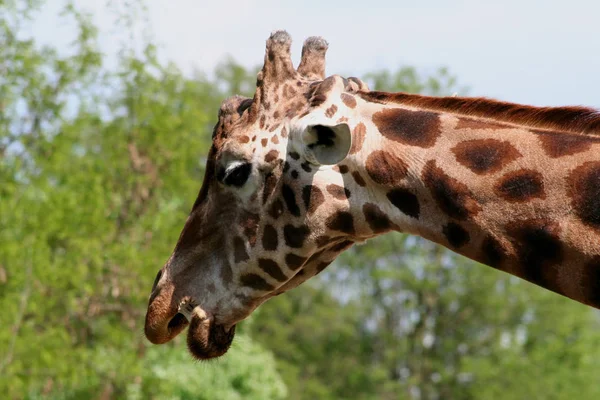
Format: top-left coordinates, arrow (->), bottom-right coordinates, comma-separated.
218,162 -> 252,187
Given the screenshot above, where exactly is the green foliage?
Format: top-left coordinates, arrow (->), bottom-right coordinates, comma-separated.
2,1 -> 600,399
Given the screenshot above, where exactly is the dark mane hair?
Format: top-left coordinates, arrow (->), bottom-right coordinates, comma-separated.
360,91 -> 600,135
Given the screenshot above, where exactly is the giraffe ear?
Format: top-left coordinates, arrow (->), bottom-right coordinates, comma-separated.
302,123 -> 352,165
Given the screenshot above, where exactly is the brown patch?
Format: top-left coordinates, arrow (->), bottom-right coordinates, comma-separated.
258,258 -> 287,282
507,219 -> 563,292
285,254 -> 307,270
326,211 -> 355,234
283,224 -> 311,248
233,236 -> 249,263
259,115 -> 266,130
311,76 -> 335,107
280,126 -> 288,138
237,135 -> 250,144
264,149 -> 279,163
536,130 -> 597,158
329,240 -> 354,252
494,169 -> 546,202
442,222 -> 470,248
360,91 -> 600,134
387,188 -> 420,219
263,172 -> 277,204
480,235 -> 505,268
262,224 -> 278,251
349,122 -> 366,155
567,161 -> 600,231
326,184 -> 351,200
422,160 -> 482,220
455,117 -> 510,130
582,257 -> 600,306
315,235 -> 332,247
220,262 -> 233,285
271,135 -> 280,144
240,213 -> 260,246
452,139 -> 522,175
351,171 -> 367,187
316,261 -> 332,274
268,199 -> 284,219
240,273 -> 275,291
325,104 -> 338,118
363,203 -> 392,233
334,164 -> 350,174
341,93 -> 357,109
261,138 -> 268,147
365,150 -> 408,186
372,108 -> 441,148
251,135 -> 257,142
282,184 -> 300,216
302,185 -> 325,214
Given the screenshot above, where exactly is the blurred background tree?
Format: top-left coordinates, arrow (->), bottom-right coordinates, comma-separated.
1,1 -> 599,399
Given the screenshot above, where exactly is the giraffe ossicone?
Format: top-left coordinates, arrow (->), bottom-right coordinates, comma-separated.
144,30 -> 600,360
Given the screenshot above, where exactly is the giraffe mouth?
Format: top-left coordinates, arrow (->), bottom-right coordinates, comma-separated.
144,296 -> 235,359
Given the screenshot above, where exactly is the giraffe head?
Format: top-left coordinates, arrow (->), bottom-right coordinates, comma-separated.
144,31 -> 374,359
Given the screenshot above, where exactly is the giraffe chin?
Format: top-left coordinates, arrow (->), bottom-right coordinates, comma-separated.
186,314 -> 236,360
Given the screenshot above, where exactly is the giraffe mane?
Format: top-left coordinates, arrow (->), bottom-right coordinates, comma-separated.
360,91 -> 600,135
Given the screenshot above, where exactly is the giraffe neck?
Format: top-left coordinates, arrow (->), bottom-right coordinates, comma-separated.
350,98 -> 600,308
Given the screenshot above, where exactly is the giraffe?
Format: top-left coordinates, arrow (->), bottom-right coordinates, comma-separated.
144,31 -> 600,360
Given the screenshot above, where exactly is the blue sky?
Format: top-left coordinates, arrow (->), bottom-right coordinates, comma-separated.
33,0 -> 600,108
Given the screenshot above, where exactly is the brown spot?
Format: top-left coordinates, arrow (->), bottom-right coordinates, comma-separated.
442,222 -> 470,248
259,115 -> 266,129
455,117 -> 510,130
271,135 -> 280,144
283,224 -> 310,248
281,126 -> 288,138
251,135 -> 257,142
567,161 -> 600,231
507,219 -> 563,292
262,224 -> 278,251
365,150 -> 408,186
341,93 -> 357,109
285,254 -> 307,270
289,151 -> 300,160
233,236 -> 249,263
220,262 -> 233,285
264,149 -> 279,163
316,261 -> 332,274
325,104 -> 338,118
326,211 -> 355,234
237,135 -> 250,144
387,188 -> 420,219
263,172 -> 277,204
268,199 -> 284,219
352,171 -> 367,187
537,130 -> 596,158
363,203 -> 392,233
261,138 -> 268,147
315,235 -> 332,247
481,235 -> 505,268
582,257 -> 600,306
258,258 -> 287,282
329,240 -> 354,252
452,139 -> 522,175
240,273 -> 275,291
282,184 -> 300,216
326,184 -> 351,200
240,213 -> 260,246
302,185 -> 325,214
372,108 -> 441,148
334,164 -> 349,174
349,122 -> 366,155
311,76 -> 335,106
494,169 -> 546,202
273,110 -> 280,119
422,160 -> 481,220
